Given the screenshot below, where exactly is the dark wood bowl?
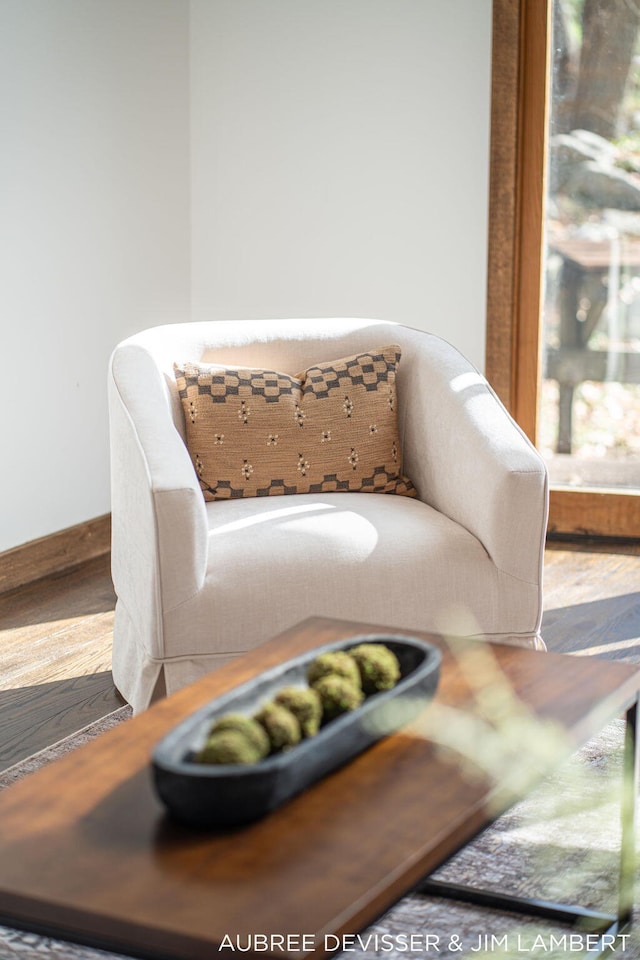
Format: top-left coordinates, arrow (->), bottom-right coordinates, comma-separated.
152,633 -> 441,828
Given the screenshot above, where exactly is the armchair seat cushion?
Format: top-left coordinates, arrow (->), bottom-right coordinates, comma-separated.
156,492 -> 542,695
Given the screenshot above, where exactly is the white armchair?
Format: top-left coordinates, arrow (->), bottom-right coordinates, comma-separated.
108,319 -> 548,712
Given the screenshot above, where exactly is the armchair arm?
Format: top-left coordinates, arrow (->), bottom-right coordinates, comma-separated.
400,332 -> 548,586
109,344 -> 208,659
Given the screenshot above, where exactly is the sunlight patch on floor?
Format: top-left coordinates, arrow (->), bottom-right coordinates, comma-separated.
569,636 -> 640,656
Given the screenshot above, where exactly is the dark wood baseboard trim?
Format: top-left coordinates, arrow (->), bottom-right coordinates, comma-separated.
0,515 -> 111,595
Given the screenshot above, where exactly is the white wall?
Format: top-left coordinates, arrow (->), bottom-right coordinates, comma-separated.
190,0 -> 492,367
0,0 -> 191,553
1,0 -> 493,553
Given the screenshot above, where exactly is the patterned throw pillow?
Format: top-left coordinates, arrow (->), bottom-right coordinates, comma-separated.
173,345 -> 416,501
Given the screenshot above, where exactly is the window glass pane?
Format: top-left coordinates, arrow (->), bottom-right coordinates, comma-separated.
541,0 -> 640,490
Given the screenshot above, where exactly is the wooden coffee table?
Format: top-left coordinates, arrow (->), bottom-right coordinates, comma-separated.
0,616 -> 637,960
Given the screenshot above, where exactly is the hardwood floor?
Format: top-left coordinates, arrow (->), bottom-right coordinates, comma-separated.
0,554 -> 123,771
0,540 -> 639,773
543,538 -> 640,663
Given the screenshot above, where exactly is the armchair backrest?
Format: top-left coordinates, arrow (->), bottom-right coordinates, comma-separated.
116,317 -> 418,441
110,318 -> 547,593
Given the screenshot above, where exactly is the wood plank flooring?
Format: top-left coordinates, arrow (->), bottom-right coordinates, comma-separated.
0,540 -> 638,772
543,538 -> 640,663
0,554 -> 122,771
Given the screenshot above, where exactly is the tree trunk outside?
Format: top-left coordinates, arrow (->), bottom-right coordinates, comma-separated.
572,0 -> 640,139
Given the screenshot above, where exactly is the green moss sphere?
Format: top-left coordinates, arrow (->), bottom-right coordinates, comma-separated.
307,651 -> 361,689
349,643 -> 401,694
313,674 -> 364,721
209,713 -> 270,759
275,686 -> 323,738
195,729 -> 262,765
255,702 -> 302,751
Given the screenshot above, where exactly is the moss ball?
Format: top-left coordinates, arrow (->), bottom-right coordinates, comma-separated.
255,702 -> 302,751
307,651 -> 361,689
313,674 -> 364,721
349,643 -> 401,694
195,729 -> 261,765
209,713 -> 270,759
275,686 -> 323,738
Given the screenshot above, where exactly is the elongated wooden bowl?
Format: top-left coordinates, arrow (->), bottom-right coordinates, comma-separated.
152,633 -> 441,828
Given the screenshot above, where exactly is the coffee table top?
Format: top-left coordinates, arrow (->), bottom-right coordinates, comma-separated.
0,616 -> 638,960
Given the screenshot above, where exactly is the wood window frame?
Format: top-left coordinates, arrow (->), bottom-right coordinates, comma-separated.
486,0 -> 640,538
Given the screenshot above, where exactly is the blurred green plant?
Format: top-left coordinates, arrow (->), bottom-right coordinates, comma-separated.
405,620 -> 635,959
